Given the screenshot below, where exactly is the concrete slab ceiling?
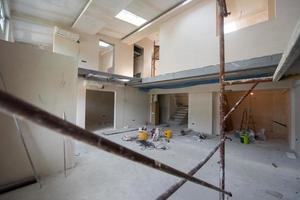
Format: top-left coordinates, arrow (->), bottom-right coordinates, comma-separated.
273,18 -> 300,81
73,0 -> 184,38
137,54 -> 282,90
10,0 -> 185,46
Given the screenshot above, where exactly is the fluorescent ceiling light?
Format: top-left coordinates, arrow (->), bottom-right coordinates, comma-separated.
117,78 -> 130,82
99,41 -> 110,47
115,10 -> 147,26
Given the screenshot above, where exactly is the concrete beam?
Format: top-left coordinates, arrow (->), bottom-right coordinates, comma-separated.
137,54 -> 281,90
78,68 -> 141,85
273,18 -> 300,81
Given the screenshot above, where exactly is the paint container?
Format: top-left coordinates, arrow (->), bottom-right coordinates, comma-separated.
164,129 -> 172,139
138,131 -> 149,141
240,134 -> 249,144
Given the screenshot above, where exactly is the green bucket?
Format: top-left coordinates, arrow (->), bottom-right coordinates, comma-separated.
240,134 -> 249,144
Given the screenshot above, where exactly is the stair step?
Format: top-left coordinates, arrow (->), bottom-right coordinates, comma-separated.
176,112 -> 188,115
174,115 -> 186,119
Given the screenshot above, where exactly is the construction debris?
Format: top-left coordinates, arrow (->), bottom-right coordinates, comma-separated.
272,163 -> 278,168
0,90 -> 232,196
286,152 -> 297,159
265,190 -> 283,199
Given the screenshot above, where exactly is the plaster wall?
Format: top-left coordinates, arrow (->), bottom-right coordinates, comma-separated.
0,40 -> 77,185
159,0 -> 300,75
78,33 -> 99,70
99,34 -> 133,77
53,33 -> 79,58
188,93 -> 212,134
53,31 -> 134,77
99,50 -> 114,73
76,78 -> 149,130
136,38 -> 153,78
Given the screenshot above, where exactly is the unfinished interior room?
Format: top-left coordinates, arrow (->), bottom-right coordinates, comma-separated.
1,0 -> 300,199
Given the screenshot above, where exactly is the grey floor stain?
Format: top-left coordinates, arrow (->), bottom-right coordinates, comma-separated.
265,190 -> 283,199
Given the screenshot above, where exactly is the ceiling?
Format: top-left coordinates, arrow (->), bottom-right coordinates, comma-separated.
10,0 -> 184,46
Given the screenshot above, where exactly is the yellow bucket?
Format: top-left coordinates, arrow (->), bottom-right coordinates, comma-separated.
138,131 -> 149,141
164,129 -> 172,139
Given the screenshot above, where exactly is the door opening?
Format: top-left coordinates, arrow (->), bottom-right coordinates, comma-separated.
85,90 -> 115,131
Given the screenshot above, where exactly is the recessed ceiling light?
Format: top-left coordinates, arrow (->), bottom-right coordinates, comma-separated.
115,9 -> 147,26
99,41 -> 110,47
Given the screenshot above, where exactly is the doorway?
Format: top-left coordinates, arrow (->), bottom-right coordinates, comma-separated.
151,93 -> 188,126
99,40 -> 114,73
133,45 -> 144,78
85,90 -> 115,131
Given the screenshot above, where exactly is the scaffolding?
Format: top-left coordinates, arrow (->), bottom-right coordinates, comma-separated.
0,0 -> 274,199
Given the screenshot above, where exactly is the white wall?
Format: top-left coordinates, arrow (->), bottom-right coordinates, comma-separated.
99,49 -> 114,72
0,40 -> 77,185
99,34 -> 134,77
159,0 -> 300,75
76,78 -> 149,130
188,93 -> 212,134
53,30 -> 134,77
78,33 -> 99,70
136,38 -> 153,77
53,34 -> 79,58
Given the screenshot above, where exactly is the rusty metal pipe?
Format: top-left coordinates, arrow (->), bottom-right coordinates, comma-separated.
156,138 -> 227,200
0,90 -> 232,196
217,0 -> 229,199
223,82 -> 258,122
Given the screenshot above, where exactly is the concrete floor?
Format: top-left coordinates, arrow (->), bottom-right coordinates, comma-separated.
1,127 -> 299,200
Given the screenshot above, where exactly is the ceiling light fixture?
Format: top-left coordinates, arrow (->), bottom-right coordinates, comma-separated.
117,78 -> 130,82
99,41 -> 110,47
115,9 -> 147,26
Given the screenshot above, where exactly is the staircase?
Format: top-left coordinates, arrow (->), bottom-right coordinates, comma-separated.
168,106 -> 188,125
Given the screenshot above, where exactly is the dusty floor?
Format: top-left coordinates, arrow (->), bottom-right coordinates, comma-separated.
1,127 -> 299,200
